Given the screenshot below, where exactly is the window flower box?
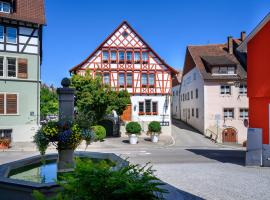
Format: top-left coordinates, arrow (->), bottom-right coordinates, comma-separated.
138,112 -> 145,115
0,138 -> 11,149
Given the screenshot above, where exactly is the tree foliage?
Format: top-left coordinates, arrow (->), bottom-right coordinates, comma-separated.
40,84 -> 58,118
71,72 -> 131,125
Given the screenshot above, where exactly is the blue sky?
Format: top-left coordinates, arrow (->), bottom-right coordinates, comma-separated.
42,0 -> 270,86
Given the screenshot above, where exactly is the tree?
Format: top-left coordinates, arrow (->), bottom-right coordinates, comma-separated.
71,72 -> 130,126
40,84 -> 58,119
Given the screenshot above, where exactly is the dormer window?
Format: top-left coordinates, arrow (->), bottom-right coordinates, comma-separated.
0,2 -> 11,13
211,66 -> 236,75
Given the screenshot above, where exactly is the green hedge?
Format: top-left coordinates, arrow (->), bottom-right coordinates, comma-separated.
148,121 -> 161,133
92,125 -> 106,141
126,122 -> 141,135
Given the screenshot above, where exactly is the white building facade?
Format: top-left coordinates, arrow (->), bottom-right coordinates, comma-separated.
180,37 -> 248,144
70,21 -> 177,136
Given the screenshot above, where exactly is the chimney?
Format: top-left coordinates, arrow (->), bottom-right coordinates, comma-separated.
227,36 -> 233,54
241,31 -> 246,41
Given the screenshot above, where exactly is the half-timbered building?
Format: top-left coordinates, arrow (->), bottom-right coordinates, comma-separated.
0,0 -> 45,142
70,21 -> 177,135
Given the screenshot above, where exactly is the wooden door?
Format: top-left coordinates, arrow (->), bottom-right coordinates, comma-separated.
222,128 -> 237,143
121,104 -> 132,121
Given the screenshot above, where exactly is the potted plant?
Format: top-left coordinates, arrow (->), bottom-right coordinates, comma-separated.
126,122 -> 141,144
147,121 -> 161,143
0,138 -> 11,149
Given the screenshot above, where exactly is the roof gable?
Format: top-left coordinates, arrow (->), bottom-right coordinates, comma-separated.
69,21 -> 177,74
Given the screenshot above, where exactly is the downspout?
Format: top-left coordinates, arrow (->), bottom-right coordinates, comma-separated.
37,25 -> 41,125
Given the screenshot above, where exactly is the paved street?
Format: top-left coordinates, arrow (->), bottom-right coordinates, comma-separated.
0,119 -> 269,200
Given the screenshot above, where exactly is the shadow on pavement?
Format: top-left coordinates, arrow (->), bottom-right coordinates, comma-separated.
186,149 -> 245,166
172,119 -> 201,134
161,181 -> 204,200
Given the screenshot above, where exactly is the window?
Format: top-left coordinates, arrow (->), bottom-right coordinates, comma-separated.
126,73 -> 132,87
191,91 -> 193,99
119,73 -> 125,87
134,52 -> 140,63
145,100 -> 151,114
119,51 -> 125,63
224,108 -> 234,119
188,109 -> 190,119
0,26 -> 3,42
192,108 -> 194,117
103,73 -> 110,85
102,51 -> 109,62
18,58 -> 28,79
176,91 -> 178,96
110,51 -> 117,63
239,84 -> 247,95
187,92 -> 190,100
6,27 -> 17,44
126,51 -> 132,63
196,89 -> 198,98
152,102 -> 158,115
142,73 -> 147,87
0,2 -> 11,13
0,93 -> 18,115
7,57 -> 16,77
212,66 -> 236,75
240,108 -> 248,119
0,57 -> 3,77
220,85 -> 231,95
149,74 -> 155,87
139,102 -> 144,114
142,52 -> 148,63
196,108 -> 199,118
122,31 -> 128,38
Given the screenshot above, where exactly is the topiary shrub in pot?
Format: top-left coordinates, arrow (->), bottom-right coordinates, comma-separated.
126,122 -> 141,144
147,121 -> 161,143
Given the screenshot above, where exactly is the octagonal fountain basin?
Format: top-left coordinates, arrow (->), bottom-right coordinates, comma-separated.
0,152 -> 128,200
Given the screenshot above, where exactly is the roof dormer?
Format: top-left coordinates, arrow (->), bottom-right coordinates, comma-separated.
0,1 -> 12,14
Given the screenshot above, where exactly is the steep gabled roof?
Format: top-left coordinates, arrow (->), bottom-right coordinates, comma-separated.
0,0 -> 46,25
183,42 -> 246,81
69,21 -> 177,74
238,12 -> 270,52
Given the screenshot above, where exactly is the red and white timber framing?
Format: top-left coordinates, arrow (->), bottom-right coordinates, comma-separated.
70,21 -> 177,133
69,21 -> 177,96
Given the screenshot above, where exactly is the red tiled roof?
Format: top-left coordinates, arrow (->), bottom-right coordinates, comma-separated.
183,43 -> 246,81
0,0 -> 46,25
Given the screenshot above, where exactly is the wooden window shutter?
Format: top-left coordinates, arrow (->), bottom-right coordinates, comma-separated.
0,94 -> 4,114
6,94 -> 17,114
18,58 -> 28,79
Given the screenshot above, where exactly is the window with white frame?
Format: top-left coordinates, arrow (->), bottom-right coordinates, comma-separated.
212,66 -> 236,75
239,83 -> 247,95
0,25 -> 3,42
126,51 -> 132,63
6,27 -> 17,44
142,73 -> 147,86
145,100 -> 151,114
103,73 -> 110,85
7,57 -> 16,78
240,108 -> 248,119
196,89 -> 198,98
126,73 -> 132,87
149,74 -> 155,87
134,52 -> 140,63
102,51 -> 109,62
224,108 -> 234,119
196,108 -> 199,118
139,102 -> 144,114
110,51 -> 117,63
142,52 -> 148,63
220,85 -> 231,95
0,93 -> 18,115
119,51 -> 125,62
119,73 -> 125,87
0,2 -> 11,13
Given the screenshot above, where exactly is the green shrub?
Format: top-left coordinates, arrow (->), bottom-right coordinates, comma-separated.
126,122 -> 141,135
92,125 -> 106,141
33,159 -> 167,200
148,121 -> 161,134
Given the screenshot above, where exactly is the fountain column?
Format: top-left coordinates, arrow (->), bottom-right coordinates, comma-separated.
57,78 -> 75,172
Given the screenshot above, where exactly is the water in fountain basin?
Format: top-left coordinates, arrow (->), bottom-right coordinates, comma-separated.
8,157 -> 114,183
